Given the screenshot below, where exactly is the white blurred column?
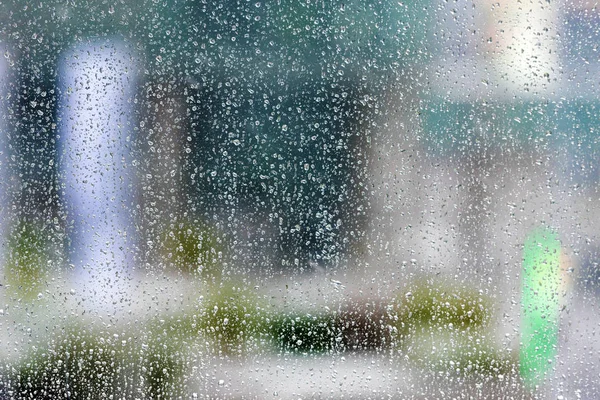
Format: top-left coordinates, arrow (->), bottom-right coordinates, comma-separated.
57,39 -> 138,310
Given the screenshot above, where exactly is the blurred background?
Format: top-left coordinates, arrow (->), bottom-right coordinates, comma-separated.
0,0 -> 599,398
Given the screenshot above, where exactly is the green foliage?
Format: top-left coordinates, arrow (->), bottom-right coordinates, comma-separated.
159,218 -> 225,278
271,313 -> 342,354
394,280 -> 491,337
143,336 -> 187,399
390,279 -> 517,377
5,219 -> 53,300
198,285 -> 266,355
269,302 -> 396,354
3,279 -> 516,396
7,326 -> 143,399
6,322 -> 190,399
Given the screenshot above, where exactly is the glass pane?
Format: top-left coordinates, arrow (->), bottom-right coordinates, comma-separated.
0,0 -> 598,398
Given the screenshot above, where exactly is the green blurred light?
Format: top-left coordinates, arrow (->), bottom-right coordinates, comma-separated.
520,227 -> 561,389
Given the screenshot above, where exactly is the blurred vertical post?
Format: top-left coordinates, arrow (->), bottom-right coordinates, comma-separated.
0,45 -> 12,272
141,81 -> 186,270
520,227 -> 561,389
57,39 -> 138,309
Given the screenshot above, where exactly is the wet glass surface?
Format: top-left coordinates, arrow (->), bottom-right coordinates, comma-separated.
0,1 -> 599,398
